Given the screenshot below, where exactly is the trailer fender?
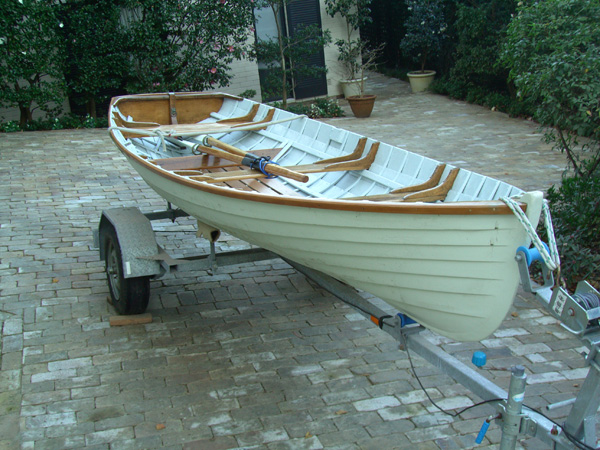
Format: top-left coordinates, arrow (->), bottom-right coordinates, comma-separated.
98,207 -> 161,279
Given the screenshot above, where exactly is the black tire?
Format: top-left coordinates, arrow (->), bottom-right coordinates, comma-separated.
104,225 -> 150,315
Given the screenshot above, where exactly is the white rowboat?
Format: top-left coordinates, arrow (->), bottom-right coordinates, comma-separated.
108,92 -> 544,341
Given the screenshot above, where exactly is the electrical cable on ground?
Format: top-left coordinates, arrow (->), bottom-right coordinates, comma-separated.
402,334 -> 599,449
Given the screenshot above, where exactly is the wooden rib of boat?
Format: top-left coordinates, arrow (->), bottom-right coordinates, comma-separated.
108,92 -> 544,341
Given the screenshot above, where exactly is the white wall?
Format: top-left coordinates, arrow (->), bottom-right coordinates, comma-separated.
205,55 -> 263,101
320,2 -> 356,98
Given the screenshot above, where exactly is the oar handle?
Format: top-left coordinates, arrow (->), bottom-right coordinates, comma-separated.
205,136 -> 246,157
197,145 -> 308,183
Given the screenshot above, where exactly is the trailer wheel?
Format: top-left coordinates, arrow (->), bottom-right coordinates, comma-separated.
104,225 -> 150,315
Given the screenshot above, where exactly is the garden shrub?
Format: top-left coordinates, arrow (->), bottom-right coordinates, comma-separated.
502,0 -> 600,178
545,170 -> 600,289
0,0 -> 66,128
430,0 -> 527,117
274,98 -> 344,119
56,0 -> 128,118
122,0 -> 256,93
0,114 -> 108,132
450,1 -> 515,95
400,0 -> 447,72
503,0 -> 600,289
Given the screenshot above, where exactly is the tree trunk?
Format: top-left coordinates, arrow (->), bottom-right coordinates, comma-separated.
19,104 -> 33,129
272,3 -> 288,108
87,97 -> 97,119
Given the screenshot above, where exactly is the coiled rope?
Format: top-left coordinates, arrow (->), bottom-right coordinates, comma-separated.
501,197 -> 561,276
573,292 -> 600,311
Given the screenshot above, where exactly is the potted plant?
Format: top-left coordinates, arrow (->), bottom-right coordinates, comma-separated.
400,0 -> 447,93
324,0 -> 372,98
345,42 -> 383,118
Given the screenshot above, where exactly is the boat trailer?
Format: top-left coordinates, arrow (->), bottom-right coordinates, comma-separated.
96,205 -> 600,449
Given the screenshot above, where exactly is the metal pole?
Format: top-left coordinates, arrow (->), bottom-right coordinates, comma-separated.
563,346 -> 600,445
499,366 -> 527,450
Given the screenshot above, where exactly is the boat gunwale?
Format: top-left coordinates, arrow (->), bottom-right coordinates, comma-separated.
111,92 -> 244,105
108,94 -> 526,216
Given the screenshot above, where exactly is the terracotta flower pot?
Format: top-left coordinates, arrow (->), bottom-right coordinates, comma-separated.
347,94 -> 376,118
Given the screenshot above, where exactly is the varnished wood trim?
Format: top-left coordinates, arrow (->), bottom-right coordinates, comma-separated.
317,138 -> 367,165
217,104 -> 259,124
391,164 -> 446,194
112,92 -> 243,105
113,135 -> 521,215
323,141 -> 379,172
402,168 -> 460,202
231,108 -> 275,129
169,93 -> 178,125
109,94 -> 524,216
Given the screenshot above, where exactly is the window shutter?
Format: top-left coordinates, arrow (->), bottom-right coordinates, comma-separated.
286,0 -> 327,99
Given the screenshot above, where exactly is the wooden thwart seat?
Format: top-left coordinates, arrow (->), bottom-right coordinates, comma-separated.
187,139 -> 380,184
149,138 -> 457,203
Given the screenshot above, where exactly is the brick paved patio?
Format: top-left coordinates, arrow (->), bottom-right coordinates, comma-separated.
0,76 -> 595,450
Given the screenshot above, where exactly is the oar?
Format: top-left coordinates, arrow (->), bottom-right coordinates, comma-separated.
198,136 -> 310,183
203,135 -> 254,157
164,137 -> 308,183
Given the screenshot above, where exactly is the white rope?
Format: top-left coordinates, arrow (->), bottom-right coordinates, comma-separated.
501,196 -> 560,271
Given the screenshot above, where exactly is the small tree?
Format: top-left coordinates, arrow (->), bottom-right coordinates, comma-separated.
324,0 -> 372,81
122,0 -> 256,93
254,0 -> 331,108
502,0 -> 600,178
57,0 -> 128,119
400,0 -> 447,73
0,0 -> 66,128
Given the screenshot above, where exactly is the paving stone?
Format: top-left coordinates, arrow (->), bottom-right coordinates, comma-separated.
283,415 -> 337,439
267,435 -> 324,450
236,428 -> 290,447
353,396 -> 401,412
406,424 -> 456,444
182,436 -> 238,450
85,427 -> 135,445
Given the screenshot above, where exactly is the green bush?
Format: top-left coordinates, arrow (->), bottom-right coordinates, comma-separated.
431,78 -> 530,117
274,98 -> 344,119
123,0 -> 256,94
502,0 -> 600,289
429,1 -> 527,116
502,0 -> 600,178
57,0 -> 128,118
0,0 -> 66,128
0,114 -> 108,132
546,171 -> 600,289
450,1 -> 515,94
0,121 -> 21,133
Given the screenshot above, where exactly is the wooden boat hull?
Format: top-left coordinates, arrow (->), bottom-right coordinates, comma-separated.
109,92 -> 544,341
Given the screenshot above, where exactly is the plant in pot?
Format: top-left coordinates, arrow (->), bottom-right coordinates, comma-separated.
345,42 -> 383,118
400,0 -> 447,93
324,0 -> 372,98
